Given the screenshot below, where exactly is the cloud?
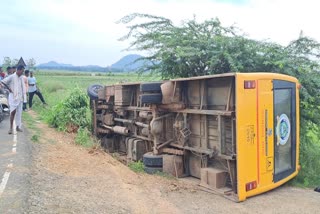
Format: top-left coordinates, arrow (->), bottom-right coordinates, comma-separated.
0,0 -> 319,66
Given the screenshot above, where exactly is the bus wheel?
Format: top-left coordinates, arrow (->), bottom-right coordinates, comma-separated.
140,82 -> 162,93
143,152 -> 163,167
87,84 -> 103,100
140,93 -> 162,104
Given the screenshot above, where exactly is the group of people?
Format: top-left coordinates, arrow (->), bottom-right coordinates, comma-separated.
0,65 -> 47,134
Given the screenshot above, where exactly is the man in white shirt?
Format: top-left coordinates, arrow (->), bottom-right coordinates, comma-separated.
0,65 -> 26,134
26,70 -> 47,109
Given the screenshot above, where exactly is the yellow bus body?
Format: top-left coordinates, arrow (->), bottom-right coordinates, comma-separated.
236,73 -> 300,201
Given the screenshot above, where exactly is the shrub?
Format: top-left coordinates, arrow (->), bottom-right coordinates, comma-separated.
293,122 -> 320,186
45,87 -> 90,132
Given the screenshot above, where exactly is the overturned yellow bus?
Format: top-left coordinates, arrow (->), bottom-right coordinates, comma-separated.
89,72 -> 300,202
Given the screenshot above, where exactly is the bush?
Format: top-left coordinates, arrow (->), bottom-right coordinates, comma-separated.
45,87 -> 90,132
293,122 -> 320,186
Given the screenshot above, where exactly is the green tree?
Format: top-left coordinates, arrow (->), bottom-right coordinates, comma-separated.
119,13 -> 320,186
2,57 -> 12,68
2,57 -> 37,69
26,58 -> 37,70
11,58 -> 18,66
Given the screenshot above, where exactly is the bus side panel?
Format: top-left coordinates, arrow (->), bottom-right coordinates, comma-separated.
235,75 -> 259,201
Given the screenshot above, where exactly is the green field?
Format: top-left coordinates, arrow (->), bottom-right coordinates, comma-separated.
34,70 -> 161,107
25,70 -> 161,146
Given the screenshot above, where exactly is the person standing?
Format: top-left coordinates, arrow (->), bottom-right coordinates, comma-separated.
6,66 -> 12,76
22,70 -> 29,111
11,66 -> 16,74
0,67 -> 5,80
0,65 -> 26,134
0,67 -> 5,94
26,71 -> 47,109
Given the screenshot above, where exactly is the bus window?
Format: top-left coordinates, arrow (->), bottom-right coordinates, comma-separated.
273,80 -> 297,182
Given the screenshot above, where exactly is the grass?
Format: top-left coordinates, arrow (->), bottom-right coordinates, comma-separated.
155,171 -> 175,179
22,112 -> 38,129
32,69 -> 161,122
31,134 -> 39,142
22,111 -> 42,143
33,70 -> 160,116
128,161 -> 145,173
75,127 -> 93,148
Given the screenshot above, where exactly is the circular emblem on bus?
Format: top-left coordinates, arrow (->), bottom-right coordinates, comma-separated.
276,114 -> 291,145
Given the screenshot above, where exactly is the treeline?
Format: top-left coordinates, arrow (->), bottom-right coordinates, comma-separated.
36,66 -> 125,73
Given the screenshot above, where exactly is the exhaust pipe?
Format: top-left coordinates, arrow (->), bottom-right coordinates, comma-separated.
102,125 -> 130,135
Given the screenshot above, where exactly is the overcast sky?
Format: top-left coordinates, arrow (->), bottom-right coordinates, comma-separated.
0,0 -> 319,66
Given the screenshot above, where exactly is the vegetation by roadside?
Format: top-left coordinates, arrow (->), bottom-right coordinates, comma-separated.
22,111 -> 42,143
128,161 -> 145,173
27,71 -> 158,150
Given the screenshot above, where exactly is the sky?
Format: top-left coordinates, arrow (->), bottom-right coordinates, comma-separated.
0,0 -> 319,67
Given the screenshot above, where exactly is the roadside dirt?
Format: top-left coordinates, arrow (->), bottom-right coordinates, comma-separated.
26,111 -> 319,214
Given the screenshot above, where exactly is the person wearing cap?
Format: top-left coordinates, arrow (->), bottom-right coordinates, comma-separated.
0,65 -> 27,134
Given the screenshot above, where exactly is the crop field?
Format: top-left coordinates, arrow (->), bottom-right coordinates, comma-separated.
34,70 -> 161,106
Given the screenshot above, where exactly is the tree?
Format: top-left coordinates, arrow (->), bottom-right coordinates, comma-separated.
2,56 -> 19,67
119,13 -> 320,186
26,58 -> 37,70
2,57 -> 12,68
11,58 -> 18,66
2,57 -> 37,69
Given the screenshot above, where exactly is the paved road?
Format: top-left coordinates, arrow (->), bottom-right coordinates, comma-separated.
0,115 -> 32,213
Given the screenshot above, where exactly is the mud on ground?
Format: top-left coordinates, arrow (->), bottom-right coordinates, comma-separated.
26,111 -> 319,214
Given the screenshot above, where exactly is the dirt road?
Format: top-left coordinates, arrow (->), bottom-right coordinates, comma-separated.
1,111 -> 319,213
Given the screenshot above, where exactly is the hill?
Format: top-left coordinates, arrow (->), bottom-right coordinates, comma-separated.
36,54 -> 150,72
110,54 -> 147,71
38,61 -> 73,68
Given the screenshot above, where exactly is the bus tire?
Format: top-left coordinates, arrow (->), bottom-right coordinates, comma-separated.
144,166 -> 163,174
87,84 -> 103,100
140,82 -> 162,93
143,152 -> 163,167
140,93 -> 162,104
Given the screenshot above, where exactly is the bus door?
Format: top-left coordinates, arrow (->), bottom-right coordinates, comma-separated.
273,80 -> 297,182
